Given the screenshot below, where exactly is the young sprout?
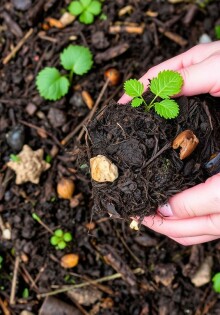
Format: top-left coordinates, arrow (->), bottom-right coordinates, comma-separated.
50,229 -> 73,250
36,45 -> 93,101
212,272 -> 220,293
68,0 -> 102,24
9,154 -> 21,163
124,70 -> 183,119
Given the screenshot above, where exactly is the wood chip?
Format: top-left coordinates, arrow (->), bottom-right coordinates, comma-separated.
158,27 -> 188,47
118,5 -> 133,16
82,90 -> 94,110
95,43 -> 129,63
109,25 -> 144,34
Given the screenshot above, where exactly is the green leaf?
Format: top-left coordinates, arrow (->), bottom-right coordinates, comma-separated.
60,45 -> 93,75
81,0 -> 91,7
131,97 -> 143,108
10,154 -> 21,162
63,232 -> 73,242
36,67 -> 70,101
50,236 -> 59,246
54,229 -> 63,237
32,213 -> 41,222
154,99 -> 179,119
215,25 -> 220,40
68,1 -> 83,15
87,1 -> 102,15
58,241 -> 66,250
212,273 -> 220,293
22,288 -> 29,299
45,154 -> 52,163
150,70 -> 183,99
79,11 -> 94,24
124,79 -> 144,97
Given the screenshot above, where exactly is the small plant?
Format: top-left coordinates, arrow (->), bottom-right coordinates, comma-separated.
212,272 -> 220,293
124,70 -> 183,119
36,44 -> 93,101
50,229 -> 73,250
68,0 -> 102,24
10,154 -> 21,162
215,25 -> 220,39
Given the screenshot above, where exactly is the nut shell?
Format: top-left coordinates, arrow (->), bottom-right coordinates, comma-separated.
90,155 -> 118,182
172,130 -> 199,160
61,253 -> 79,269
57,178 -> 75,199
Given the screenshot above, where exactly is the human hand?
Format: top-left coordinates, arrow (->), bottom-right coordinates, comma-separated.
118,41 -> 220,245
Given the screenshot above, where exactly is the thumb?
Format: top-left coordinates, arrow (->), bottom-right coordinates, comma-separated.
158,174 -> 220,218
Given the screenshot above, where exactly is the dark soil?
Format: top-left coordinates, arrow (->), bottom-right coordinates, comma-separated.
1,0 -> 220,314
88,96 -> 220,219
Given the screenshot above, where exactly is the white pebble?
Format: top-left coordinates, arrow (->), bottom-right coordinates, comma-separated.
199,33 -> 212,44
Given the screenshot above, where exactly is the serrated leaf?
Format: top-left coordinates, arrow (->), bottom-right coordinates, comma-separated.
150,70 -> 183,99
87,1 -> 102,15
154,99 -> 179,119
36,67 -> 69,101
81,0 -> 91,7
68,1 -> 83,15
60,45 -> 93,75
131,97 -> 143,108
79,11 -> 94,24
124,79 -> 144,97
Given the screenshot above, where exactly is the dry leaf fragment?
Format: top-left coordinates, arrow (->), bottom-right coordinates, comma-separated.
172,130 -> 199,160
7,145 -> 50,184
90,155 -> 118,182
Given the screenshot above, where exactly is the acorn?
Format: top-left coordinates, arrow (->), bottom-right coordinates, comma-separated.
104,68 -> 121,86
61,253 -> 79,269
57,178 -> 75,200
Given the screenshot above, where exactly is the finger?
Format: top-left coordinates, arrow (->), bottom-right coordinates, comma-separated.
170,235 -> 219,246
141,213 -> 220,238
158,174 -> 220,218
118,41 -> 220,103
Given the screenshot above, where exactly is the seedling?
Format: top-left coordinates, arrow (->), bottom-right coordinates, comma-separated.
10,154 -> 21,163
68,0 -> 102,24
212,272 -> 220,293
124,70 -> 183,119
50,229 -> 73,250
215,25 -> 220,40
36,44 -> 93,101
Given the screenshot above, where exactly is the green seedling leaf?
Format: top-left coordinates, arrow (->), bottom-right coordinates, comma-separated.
45,154 -> 52,163
150,70 -> 183,99
154,99 -> 179,119
58,241 -> 66,250
87,1 -> 102,15
124,79 -> 144,97
36,67 -> 70,101
212,272 -> 220,293
99,13 -> 107,20
81,0 -> 91,6
10,154 -> 21,162
60,45 -> 93,75
54,229 -> 64,237
63,232 -> 73,242
22,288 -> 29,299
215,25 -> 220,39
131,97 -> 143,108
68,1 -> 83,15
80,11 -> 94,24
32,213 -> 41,222
50,235 -> 59,246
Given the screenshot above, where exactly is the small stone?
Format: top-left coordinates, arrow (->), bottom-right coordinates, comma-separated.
90,155 -> 118,182
191,256 -> 213,287
12,0 -> 31,11
6,125 -> 25,151
59,12 -> 76,27
48,108 -> 67,128
7,145 -> 50,185
199,33 -> 212,44
130,220 -> 139,231
25,103 -> 37,116
69,93 -> 85,108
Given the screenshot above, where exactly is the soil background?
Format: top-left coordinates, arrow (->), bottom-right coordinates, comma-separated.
1,1 -> 220,314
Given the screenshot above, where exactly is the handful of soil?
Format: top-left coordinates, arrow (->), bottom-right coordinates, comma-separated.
86,95 -> 220,220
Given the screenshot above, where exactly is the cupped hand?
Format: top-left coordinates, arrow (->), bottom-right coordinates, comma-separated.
118,41 -> 220,245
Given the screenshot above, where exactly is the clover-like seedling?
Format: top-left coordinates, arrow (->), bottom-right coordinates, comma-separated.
10,154 -> 21,162
124,70 -> 183,119
36,45 -> 93,101
50,229 -> 73,250
212,272 -> 220,293
68,0 -> 102,24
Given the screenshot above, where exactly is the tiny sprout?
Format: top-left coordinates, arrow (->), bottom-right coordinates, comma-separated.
68,0 -> 102,25
10,154 -> 21,163
124,70 -> 183,119
212,272 -> 220,293
50,229 -> 73,250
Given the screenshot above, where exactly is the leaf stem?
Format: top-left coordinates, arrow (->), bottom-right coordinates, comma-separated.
140,96 -> 147,107
69,69 -> 74,84
147,94 -> 158,109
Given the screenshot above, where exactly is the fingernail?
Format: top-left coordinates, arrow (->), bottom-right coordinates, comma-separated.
158,203 -> 173,217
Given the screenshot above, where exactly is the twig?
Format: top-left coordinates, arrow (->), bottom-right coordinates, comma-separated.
3,28 -> 33,64
0,297 -> 11,315
10,256 -> 20,305
66,295 -> 90,315
61,78 -> 110,146
37,267 -> 144,298
144,142 -> 171,168
116,230 -> 141,265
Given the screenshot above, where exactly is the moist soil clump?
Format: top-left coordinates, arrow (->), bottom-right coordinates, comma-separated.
88,95 -> 219,219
